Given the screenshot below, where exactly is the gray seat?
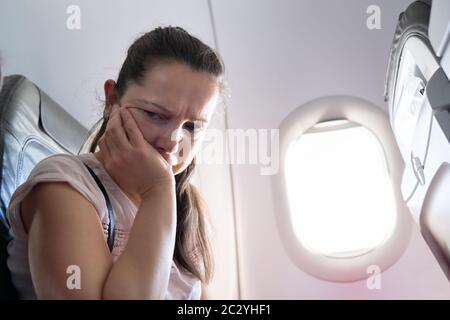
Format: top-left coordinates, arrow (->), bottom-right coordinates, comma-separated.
0,74 -> 88,298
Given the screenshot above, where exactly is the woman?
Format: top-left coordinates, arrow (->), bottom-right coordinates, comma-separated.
6,26 -> 225,299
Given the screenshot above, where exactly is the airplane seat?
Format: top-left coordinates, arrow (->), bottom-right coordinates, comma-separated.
0,74 -> 88,298
385,0 -> 450,280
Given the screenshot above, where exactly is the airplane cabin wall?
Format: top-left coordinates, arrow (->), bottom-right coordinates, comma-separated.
210,0 -> 450,299
1,0 -> 449,299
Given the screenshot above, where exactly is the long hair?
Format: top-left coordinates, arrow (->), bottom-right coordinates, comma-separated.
81,26 -> 225,283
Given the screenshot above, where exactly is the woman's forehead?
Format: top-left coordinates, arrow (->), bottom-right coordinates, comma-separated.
142,62 -> 216,97
125,62 -> 219,117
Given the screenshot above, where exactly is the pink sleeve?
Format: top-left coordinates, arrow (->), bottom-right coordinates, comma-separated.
5,154 -> 107,241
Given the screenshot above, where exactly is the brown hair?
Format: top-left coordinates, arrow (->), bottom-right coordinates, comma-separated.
84,26 -> 224,283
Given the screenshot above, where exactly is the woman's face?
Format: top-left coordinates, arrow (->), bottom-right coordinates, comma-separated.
105,61 -> 219,175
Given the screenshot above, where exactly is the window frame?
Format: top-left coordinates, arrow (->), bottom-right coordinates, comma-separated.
271,96 -> 413,282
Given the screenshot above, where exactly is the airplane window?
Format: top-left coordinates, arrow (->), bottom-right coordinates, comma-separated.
284,120 -> 397,258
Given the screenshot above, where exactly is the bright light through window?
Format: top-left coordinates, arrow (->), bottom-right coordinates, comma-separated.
285,121 -> 397,258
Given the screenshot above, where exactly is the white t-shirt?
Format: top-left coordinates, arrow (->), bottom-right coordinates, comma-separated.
5,152 -> 201,299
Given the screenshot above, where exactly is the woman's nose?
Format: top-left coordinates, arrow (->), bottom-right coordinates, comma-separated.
158,138 -> 178,155
156,126 -> 184,155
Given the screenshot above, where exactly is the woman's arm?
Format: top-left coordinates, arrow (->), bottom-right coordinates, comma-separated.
23,179 -> 176,299
102,182 -> 176,299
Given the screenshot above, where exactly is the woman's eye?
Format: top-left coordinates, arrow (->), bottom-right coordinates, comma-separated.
144,110 -> 162,120
184,122 -> 203,134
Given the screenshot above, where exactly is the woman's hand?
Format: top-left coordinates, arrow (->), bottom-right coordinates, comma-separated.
97,105 -> 175,200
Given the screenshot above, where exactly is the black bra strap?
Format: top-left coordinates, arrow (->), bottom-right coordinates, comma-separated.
82,162 -> 115,253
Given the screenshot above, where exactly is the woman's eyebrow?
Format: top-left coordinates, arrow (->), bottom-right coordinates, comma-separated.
135,98 -> 208,123
135,99 -> 171,114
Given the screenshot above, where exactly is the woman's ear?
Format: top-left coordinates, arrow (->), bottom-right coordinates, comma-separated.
104,79 -> 119,116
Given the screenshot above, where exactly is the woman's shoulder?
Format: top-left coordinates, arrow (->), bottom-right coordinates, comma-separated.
13,152 -> 99,197
6,153 -> 108,240
28,152 -> 102,184
28,152 -> 108,212
30,153 -> 85,176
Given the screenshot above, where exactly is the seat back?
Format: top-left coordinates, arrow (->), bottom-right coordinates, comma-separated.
0,74 -> 88,299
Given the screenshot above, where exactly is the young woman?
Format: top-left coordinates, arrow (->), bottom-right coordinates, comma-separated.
6,26 -> 225,299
